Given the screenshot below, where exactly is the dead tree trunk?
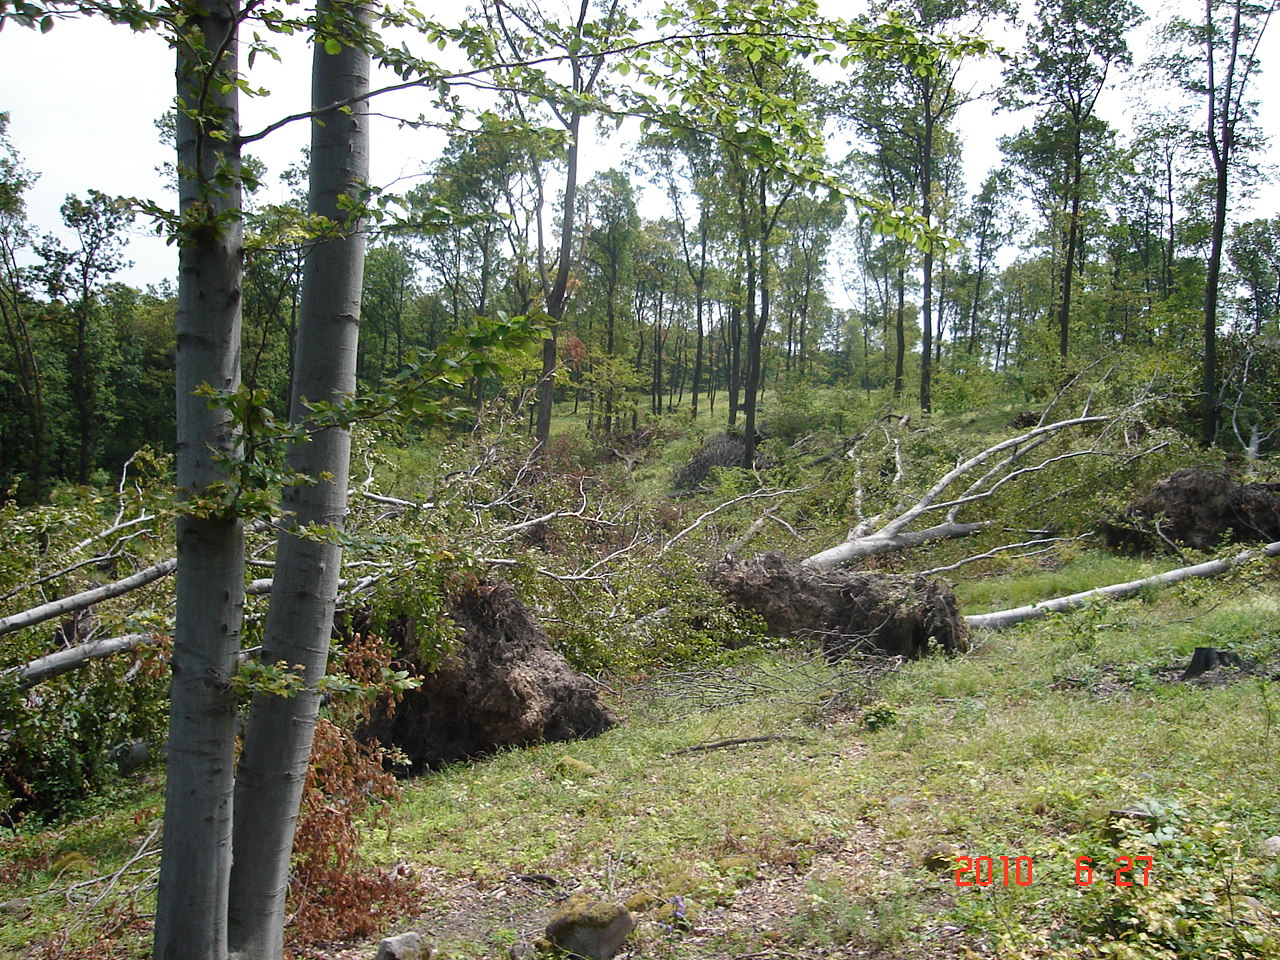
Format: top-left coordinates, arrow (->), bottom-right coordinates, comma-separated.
805,415 -> 1109,569
966,541 -> 1280,631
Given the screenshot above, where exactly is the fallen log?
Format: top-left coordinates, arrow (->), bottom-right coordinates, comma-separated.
6,633 -> 164,691
804,521 -> 988,567
804,414 -> 1111,570
965,541 -> 1280,631
0,559 -> 177,639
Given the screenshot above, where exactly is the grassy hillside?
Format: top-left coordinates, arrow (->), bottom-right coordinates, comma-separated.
2,388 -> 1278,958
4,549 -> 1279,958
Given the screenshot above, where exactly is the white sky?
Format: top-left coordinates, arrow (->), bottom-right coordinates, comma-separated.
0,0 -> 1276,290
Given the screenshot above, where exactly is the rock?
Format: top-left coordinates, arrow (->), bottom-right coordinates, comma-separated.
360,581 -> 618,770
1262,836 -> 1280,858
375,932 -> 428,960
544,894 -> 634,960
553,755 -> 603,778
922,842 -> 960,872
1103,469 -> 1280,552
709,552 -> 968,661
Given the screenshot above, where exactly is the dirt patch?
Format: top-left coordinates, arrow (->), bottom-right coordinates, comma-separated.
361,581 -> 617,770
709,553 -> 969,662
1103,468 -> 1280,552
1050,651 -> 1277,696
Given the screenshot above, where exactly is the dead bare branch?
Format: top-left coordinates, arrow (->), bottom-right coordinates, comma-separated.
805,415 -> 1110,569
0,558 -> 177,639
661,487 -> 809,557
666,735 -> 804,756
6,633 -> 163,690
917,535 -> 1091,576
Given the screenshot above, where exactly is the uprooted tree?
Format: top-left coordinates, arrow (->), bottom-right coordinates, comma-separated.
803,412 -> 1130,568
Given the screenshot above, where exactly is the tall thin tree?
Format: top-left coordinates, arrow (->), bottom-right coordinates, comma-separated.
227,3 -> 372,956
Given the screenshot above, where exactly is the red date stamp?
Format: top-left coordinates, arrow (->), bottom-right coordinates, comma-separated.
954,855 -> 1153,887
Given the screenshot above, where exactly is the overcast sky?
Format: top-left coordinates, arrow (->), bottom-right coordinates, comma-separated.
0,0 -> 1275,291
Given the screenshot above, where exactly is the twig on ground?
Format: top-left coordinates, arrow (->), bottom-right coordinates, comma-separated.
667,735 -> 804,757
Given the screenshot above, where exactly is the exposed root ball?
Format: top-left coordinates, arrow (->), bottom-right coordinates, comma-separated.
710,552 -> 968,661
1103,468 -> 1280,552
673,432 -> 763,491
361,581 -> 617,770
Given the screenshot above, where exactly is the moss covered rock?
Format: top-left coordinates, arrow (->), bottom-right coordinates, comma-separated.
544,894 -> 634,959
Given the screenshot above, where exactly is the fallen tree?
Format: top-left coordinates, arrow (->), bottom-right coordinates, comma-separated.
1102,468 -> 1280,553
0,558 -> 177,640
804,414 -> 1114,568
358,579 -> 617,769
966,540 -> 1280,631
710,552 -> 968,661
7,633 -> 163,691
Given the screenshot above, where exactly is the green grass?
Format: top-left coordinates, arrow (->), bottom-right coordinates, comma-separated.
950,548 -> 1181,613
0,778 -> 162,958
367,564 -> 1280,958
6,559 -> 1280,959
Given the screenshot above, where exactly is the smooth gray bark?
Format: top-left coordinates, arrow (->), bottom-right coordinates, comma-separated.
803,415 -> 1108,570
0,558 -> 175,638
154,1 -> 246,957
804,520 -> 989,569
965,541 -> 1280,630
227,6 -> 371,956
7,632 -> 159,690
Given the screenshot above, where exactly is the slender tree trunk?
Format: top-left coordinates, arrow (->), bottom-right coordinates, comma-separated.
743,174 -> 782,468
893,264 -> 906,397
535,106 -> 583,451
154,3 -> 245,957
690,288 -> 705,420
920,114 -> 934,413
1201,154 -> 1227,446
728,302 -> 742,425
227,7 -> 370,957
1057,149 -> 1084,359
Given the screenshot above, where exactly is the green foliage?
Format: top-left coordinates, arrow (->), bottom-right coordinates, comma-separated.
0,640 -> 169,826
0,481 -> 172,824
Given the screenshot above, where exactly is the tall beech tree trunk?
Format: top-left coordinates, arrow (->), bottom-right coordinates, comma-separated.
919,109 -> 935,413
227,7 -> 371,957
893,264 -> 906,397
533,108 -> 581,451
1057,145 -> 1084,359
154,3 -> 245,958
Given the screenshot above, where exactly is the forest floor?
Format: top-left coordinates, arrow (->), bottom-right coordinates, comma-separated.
338,550 -> 1280,960
3,549 -> 1280,958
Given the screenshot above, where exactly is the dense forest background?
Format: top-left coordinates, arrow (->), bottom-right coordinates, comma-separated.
2,0 -> 1277,502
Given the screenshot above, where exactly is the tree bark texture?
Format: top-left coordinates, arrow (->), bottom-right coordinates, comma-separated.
804,520 -> 987,569
227,6 -> 371,957
154,2 -> 245,956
